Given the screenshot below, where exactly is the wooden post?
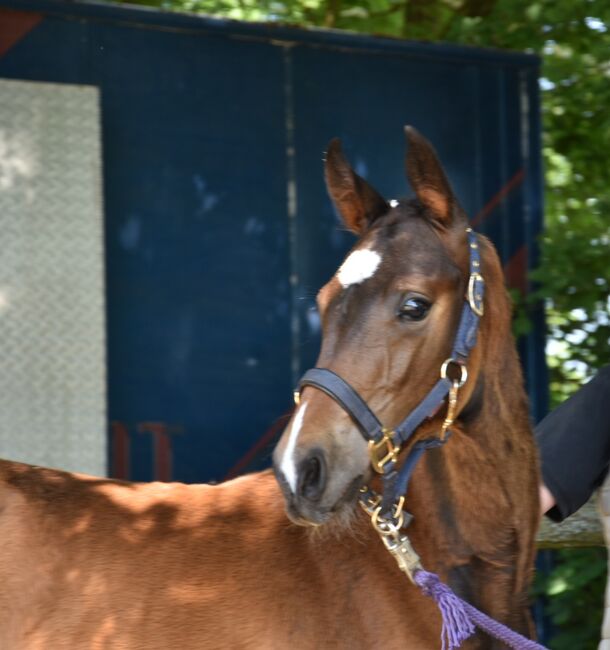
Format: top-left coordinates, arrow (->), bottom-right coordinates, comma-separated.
598,476 -> 610,649
537,499 -> 604,548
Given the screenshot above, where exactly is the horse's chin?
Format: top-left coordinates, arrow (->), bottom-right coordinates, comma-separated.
285,507 -> 329,527
285,474 -> 364,532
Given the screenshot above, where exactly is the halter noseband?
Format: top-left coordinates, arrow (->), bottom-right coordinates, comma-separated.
294,227 -> 485,523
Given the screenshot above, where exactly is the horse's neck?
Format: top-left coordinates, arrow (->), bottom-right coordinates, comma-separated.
476,344 -> 533,445
404,344 -> 539,619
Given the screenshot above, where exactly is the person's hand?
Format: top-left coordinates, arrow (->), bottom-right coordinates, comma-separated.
539,483 -> 555,516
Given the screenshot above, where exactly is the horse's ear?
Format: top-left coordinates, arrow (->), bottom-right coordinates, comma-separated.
405,126 -> 464,227
324,138 -> 389,235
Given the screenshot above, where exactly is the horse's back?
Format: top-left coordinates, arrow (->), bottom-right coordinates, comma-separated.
0,459 -> 292,649
0,458 -> 439,649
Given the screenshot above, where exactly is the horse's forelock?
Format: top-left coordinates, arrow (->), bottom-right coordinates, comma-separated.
367,203 -> 465,284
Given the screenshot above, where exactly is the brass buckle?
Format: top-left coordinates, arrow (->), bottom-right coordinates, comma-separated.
467,272 -> 484,317
368,427 -> 400,474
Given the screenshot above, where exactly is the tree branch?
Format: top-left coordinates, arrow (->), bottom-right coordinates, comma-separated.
324,0 -> 342,27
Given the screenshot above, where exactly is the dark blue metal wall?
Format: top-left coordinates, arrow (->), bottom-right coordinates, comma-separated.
0,0 -> 547,484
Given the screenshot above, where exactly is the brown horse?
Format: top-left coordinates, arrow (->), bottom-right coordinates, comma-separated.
0,127 -> 539,649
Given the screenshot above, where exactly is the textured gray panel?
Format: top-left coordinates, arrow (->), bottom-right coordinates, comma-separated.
0,78 -> 106,475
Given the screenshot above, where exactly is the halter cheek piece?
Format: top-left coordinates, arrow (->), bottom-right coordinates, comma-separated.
293,228 -> 485,525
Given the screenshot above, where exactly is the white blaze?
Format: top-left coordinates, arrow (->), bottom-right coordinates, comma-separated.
336,248 -> 381,288
280,403 -> 308,493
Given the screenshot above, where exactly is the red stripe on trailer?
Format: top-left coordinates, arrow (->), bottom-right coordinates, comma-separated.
471,169 -> 525,228
224,410 -> 293,480
0,8 -> 42,58
111,421 -> 130,480
138,422 -> 173,482
155,428 -> 172,483
503,244 -> 528,295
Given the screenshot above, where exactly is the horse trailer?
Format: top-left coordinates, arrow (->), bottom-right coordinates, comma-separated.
0,0 -> 546,484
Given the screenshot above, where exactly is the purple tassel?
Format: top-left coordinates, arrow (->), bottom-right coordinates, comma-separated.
414,569 -> 476,650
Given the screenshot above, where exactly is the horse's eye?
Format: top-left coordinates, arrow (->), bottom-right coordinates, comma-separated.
399,296 -> 431,321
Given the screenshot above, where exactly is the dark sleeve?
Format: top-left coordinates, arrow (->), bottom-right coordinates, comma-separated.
535,365 -> 610,522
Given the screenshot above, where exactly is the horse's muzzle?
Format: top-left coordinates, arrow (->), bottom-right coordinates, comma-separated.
273,449 -> 332,526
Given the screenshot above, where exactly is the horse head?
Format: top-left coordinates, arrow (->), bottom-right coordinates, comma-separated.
273,127 -> 508,528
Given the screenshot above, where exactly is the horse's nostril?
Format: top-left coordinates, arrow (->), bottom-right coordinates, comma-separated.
298,452 -> 327,502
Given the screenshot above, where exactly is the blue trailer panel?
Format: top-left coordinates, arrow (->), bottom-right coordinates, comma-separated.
0,0 -> 546,483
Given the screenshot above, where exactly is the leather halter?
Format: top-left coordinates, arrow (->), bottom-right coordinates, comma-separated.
294,227 -> 485,521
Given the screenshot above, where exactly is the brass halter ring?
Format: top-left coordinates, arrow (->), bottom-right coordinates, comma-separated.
371,502 -> 405,536
440,358 -> 467,440
440,358 -> 468,388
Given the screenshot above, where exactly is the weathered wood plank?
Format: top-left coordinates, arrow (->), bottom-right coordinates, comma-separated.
536,499 -> 604,548
598,476 -> 610,645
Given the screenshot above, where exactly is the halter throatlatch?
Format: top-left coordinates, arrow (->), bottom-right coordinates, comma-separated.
294,227 -> 484,529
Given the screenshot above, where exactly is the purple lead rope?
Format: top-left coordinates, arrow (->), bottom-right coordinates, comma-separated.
414,570 -> 548,650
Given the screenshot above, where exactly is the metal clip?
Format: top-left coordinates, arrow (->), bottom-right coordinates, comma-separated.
368,427 -> 400,473
382,533 -> 422,583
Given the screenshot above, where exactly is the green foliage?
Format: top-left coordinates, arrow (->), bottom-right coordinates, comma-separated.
533,548 -> 606,649
109,0 -> 610,644
526,2 -> 610,404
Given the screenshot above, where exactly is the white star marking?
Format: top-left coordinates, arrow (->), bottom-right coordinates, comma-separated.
336,249 -> 381,288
